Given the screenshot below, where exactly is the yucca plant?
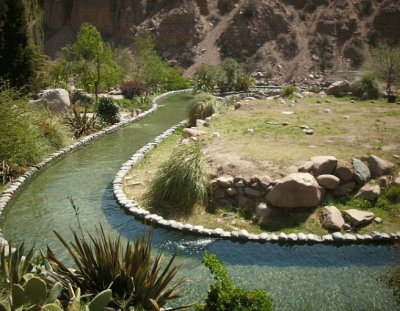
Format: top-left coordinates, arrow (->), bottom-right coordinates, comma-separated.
187,93 -> 218,127
0,242 -> 34,287
144,142 -> 210,211
45,226 -> 186,310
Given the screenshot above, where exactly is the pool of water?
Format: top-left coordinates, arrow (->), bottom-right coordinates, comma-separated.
1,92 -> 398,310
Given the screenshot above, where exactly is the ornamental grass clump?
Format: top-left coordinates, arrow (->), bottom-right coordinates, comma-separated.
187,93 -> 218,127
145,142 -> 210,211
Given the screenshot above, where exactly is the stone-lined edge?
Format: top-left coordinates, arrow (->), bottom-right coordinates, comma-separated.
0,89 -> 189,247
113,96 -> 400,245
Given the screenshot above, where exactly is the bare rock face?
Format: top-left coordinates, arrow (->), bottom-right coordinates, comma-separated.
355,182 -> 381,201
218,0 -> 289,58
266,173 -> 322,208
343,209 -> 375,227
310,156 -> 338,176
367,155 -> 394,178
320,205 -> 344,231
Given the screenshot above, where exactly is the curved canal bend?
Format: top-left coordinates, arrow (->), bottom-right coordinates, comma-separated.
0,93 -> 397,310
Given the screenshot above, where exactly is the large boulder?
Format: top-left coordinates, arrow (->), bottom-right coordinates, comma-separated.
367,155 -> 394,178
326,80 -> 351,96
355,182 -> 381,201
352,158 -> 371,185
310,156 -> 338,176
266,173 -> 322,208
334,181 -> 356,197
36,88 -> 70,114
343,209 -> 375,227
320,206 -> 345,231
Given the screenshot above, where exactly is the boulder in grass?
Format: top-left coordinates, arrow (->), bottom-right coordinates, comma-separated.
36,88 -> 71,114
352,158 -> 371,185
343,209 -> 375,227
334,161 -> 354,182
183,128 -> 206,138
320,205 -> 345,231
367,155 -> 394,178
317,174 -> 340,190
355,182 -> 381,201
310,156 -> 338,176
266,173 -> 322,208
326,80 -> 351,96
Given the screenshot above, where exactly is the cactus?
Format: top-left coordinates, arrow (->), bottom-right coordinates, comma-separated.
41,303 -> 63,311
47,283 -> 63,304
25,277 -> 47,305
88,289 -> 112,311
0,302 -> 9,311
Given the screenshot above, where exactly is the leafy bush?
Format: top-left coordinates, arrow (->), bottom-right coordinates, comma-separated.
120,80 -> 149,99
193,59 -> 254,94
351,72 -> 381,100
45,227 -> 186,310
193,65 -> 219,93
198,252 -> 273,311
375,184 -> 400,213
0,88 -> 68,182
281,84 -> 296,97
188,93 -> 218,127
96,97 -> 120,124
145,142 -> 209,211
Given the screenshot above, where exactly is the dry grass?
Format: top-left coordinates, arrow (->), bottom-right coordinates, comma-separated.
123,95 -> 400,234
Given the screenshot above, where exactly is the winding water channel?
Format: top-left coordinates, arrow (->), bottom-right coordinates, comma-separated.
0,93 -> 398,310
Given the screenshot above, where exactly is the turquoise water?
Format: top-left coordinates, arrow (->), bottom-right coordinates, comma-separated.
0,93 -> 398,310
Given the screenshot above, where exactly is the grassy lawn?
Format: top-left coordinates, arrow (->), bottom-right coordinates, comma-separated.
124,95 -> 400,235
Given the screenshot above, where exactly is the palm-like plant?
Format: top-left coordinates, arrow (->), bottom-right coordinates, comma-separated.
45,226 -> 186,310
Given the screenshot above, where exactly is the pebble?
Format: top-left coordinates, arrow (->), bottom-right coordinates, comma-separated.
212,132 -> 220,138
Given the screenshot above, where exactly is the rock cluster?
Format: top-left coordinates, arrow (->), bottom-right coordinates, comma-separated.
211,155 -> 395,212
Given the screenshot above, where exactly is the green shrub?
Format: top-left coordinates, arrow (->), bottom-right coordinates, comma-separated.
145,142 -> 210,211
0,88 -> 45,182
375,184 -> 400,213
187,93 -> 219,127
45,227 -> 186,310
193,65 -> 219,93
34,109 -> 69,150
198,252 -> 273,311
71,90 -> 93,107
351,72 -> 381,100
120,80 -> 149,99
281,84 -> 296,97
96,97 -> 120,124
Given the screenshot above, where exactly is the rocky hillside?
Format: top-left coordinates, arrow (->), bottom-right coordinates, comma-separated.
43,0 -> 400,80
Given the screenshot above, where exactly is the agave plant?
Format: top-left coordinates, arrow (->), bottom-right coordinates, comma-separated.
45,226 -> 186,310
0,242 -> 34,287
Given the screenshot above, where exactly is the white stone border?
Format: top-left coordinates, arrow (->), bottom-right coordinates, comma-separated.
0,89 -> 189,247
113,94 -> 400,244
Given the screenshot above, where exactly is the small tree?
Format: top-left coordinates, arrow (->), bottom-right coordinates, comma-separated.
52,23 -> 123,103
372,43 -> 400,93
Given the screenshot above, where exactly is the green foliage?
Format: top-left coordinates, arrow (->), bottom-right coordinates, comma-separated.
375,184 -> 400,213
198,252 -> 273,311
70,90 -> 93,107
96,97 -> 119,125
51,23 -> 123,96
120,80 -> 149,99
45,227 -> 186,310
193,59 -> 254,94
372,43 -> 400,92
63,103 -> 100,138
351,72 -> 381,100
187,93 -> 218,127
145,142 -> 210,211
0,87 -> 67,182
0,0 -> 48,93
133,30 -> 190,91
281,84 -> 296,97
0,243 -> 34,288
